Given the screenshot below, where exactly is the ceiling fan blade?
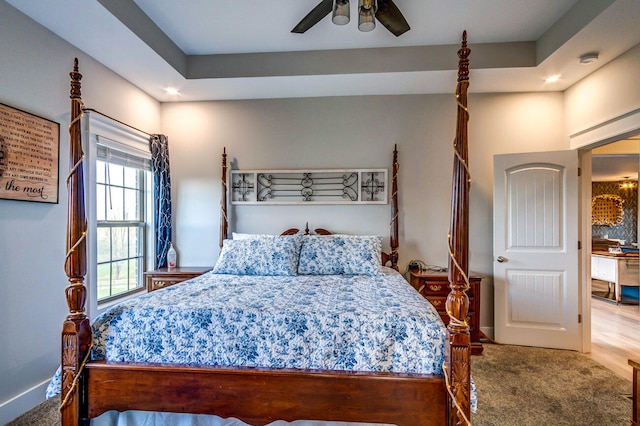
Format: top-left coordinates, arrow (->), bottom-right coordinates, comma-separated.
292,0 -> 334,33
375,0 -> 410,37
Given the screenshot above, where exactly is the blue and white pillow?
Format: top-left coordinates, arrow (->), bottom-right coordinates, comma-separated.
297,235 -> 383,275
213,235 -> 303,276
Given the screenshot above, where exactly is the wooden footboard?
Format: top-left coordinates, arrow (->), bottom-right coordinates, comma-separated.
85,362 -> 446,425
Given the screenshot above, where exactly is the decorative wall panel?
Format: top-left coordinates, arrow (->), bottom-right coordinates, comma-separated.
230,169 -> 387,205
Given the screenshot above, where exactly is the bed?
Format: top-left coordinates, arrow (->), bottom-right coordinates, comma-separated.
57,32 -> 473,426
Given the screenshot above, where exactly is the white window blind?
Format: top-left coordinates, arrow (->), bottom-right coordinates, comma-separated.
97,143 -> 151,171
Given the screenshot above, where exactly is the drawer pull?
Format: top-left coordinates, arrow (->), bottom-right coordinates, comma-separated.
431,300 -> 442,307
429,284 -> 442,292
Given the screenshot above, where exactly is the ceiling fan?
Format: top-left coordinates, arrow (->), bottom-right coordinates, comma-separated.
292,0 -> 410,37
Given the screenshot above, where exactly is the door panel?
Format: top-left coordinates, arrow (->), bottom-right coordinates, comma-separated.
494,151 -> 580,350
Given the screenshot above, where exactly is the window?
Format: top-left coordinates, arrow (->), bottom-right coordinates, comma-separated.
85,114 -> 154,315
95,145 -> 151,301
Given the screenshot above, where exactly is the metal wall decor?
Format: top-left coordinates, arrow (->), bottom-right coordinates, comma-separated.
231,169 -> 387,204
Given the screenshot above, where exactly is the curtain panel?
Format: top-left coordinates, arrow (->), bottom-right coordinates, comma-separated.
150,134 -> 172,268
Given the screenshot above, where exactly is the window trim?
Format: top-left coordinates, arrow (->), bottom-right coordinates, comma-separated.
84,112 -> 154,319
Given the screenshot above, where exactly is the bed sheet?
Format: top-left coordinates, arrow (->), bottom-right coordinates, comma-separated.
47,267 -> 476,418
92,411 -> 393,426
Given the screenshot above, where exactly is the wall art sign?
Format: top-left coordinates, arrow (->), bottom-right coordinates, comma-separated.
0,103 -> 60,203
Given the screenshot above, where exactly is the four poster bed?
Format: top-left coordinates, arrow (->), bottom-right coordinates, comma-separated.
56,33 -> 473,426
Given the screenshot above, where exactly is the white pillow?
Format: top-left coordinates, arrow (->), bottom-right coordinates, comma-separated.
232,232 -> 269,240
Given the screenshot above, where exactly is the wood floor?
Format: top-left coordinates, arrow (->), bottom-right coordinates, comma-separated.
585,281 -> 640,380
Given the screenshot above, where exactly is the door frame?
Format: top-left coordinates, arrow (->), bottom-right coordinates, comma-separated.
578,149 -> 592,353
571,108 -> 640,353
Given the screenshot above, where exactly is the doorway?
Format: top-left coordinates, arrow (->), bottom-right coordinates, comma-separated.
586,134 -> 640,379
591,138 -> 640,304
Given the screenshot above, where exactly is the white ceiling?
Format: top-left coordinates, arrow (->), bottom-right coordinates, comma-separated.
592,135 -> 640,182
592,154 -> 639,182
7,0 -> 640,102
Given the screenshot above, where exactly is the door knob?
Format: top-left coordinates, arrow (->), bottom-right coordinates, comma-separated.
496,256 -> 507,263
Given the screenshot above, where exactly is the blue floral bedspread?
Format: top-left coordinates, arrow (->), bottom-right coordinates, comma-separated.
47,267 -> 454,400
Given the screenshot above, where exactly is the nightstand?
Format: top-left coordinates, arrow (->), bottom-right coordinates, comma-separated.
145,266 -> 213,292
409,270 -> 483,355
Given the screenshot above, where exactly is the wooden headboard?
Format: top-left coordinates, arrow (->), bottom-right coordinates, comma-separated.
280,223 -> 397,269
220,146 -> 400,270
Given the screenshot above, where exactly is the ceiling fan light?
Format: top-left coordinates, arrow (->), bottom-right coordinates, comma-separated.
358,12 -> 375,32
332,0 -> 350,25
358,0 -> 376,32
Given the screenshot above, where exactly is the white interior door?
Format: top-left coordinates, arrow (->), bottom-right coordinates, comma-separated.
493,150 -> 580,350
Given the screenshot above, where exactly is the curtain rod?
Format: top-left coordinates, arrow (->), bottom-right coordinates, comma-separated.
82,107 -> 153,137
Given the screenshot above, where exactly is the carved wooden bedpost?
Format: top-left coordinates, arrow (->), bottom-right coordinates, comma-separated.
389,144 -> 399,270
220,147 -> 228,247
61,58 -> 91,426
446,32 -> 472,426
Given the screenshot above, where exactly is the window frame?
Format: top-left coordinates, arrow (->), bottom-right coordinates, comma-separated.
95,162 -> 148,302
84,113 -> 154,318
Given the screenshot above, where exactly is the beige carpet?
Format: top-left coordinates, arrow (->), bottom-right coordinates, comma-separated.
471,344 -> 632,426
7,395 -> 58,426
8,344 -> 633,425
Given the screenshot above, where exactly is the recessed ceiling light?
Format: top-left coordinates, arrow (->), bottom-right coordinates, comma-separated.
545,75 -> 561,83
165,87 -> 179,95
579,52 -> 599,65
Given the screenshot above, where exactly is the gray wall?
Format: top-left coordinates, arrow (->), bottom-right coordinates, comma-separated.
161,91 -> 568,346
0,2 -> 161,423
565,43 -> 640,138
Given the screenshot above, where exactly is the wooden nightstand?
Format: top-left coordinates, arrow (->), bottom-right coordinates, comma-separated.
145,266 -> 213,292
409,270 -> 483,355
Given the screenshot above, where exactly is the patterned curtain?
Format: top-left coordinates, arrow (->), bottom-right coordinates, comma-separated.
150,134 -> 172,268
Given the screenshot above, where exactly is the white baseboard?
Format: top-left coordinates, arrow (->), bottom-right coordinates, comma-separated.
0,380 -> 49,424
